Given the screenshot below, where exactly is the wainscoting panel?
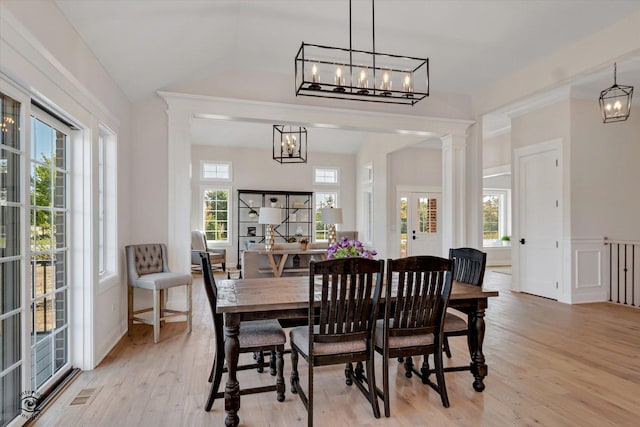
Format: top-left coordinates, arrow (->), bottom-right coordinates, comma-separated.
571,238 -> 607,303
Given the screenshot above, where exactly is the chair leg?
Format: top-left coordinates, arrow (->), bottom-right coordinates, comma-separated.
443,335 -> 452,358
404,356 -> 414,378
290,349 -> 299,394
308,356 -> 314,427
270,350 -> 277,376
345,362 -> 354,386
421,355 -> 431,384
382,354 -> 390,417
153,289 -> 161,344
276,349 -> 285,402
256,351 -> 264,373
205,344 -> 225,411
127,286 -> 134,335
355,361 -> 364,381
365,357 -> 381,418
222,262 -> 226,272
186,283 -> 192,334
433,346 -> 450,408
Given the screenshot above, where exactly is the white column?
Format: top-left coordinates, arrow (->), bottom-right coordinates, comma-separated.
465,120 -> 483,249
441,132 -> 467,255
166,108 -> 192,273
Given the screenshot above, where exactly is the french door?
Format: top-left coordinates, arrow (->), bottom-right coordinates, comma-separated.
399,191 -> 442,257
0,90 -> 71,426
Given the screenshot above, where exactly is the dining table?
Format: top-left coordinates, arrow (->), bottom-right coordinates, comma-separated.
215,275 -> 499,427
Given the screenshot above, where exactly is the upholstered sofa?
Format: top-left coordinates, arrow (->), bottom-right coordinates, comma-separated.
242,242 -> 328,279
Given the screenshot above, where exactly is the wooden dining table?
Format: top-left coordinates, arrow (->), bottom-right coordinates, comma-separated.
216,275 -> 499,427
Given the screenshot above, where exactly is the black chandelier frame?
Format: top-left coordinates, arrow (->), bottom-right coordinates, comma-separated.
294,0 -> 429,106
599,62 -> 634,123
273,125 -> 307,164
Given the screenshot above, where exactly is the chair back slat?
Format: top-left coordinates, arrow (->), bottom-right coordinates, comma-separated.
386,256 -> 453,338
310,258 -> 384,347
449,247 -> 487,286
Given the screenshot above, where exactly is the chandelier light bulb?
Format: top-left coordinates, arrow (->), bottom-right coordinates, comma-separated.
311,64 -> 318,83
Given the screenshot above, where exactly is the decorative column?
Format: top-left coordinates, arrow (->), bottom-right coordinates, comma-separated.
441,132 -> 467,255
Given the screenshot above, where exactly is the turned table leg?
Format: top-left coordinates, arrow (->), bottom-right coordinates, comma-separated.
224,313 -> 241,426
468,304 -> 488,392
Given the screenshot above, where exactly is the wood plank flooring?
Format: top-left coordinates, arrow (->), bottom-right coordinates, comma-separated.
33,269 -> 640,426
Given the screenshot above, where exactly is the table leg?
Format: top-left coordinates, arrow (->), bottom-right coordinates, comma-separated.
224,313 -> 241,426
468,304 -> 487,392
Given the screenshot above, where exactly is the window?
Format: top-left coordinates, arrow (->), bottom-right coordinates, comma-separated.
314,192 -> 337,241
202,161 -> 231,181
314,167 -> 339,184
483,189 -> 510,246
97,127 -> 117,280
363,189 -> 373,243
418,197 -> 437,233
202,188 -> 230,243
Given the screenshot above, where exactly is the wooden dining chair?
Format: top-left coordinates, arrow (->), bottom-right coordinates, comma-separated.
200,253 -> 286,411
443,247 -> 487,358
375,256 -> 454,416
289,258 -> 384,427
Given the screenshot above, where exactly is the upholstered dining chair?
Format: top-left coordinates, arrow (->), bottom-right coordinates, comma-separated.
289,258 -> 383,427
200,253 -> 286,411
375,256 -> 454,416
443,247 -> 487,358
191,230 -> 226,272
125,243 -> 192,343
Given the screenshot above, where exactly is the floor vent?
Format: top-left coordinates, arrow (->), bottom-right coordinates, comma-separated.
69,387 -> 101,406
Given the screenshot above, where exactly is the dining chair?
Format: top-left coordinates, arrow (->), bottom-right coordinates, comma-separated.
443,247 -> 487,358
125,243 -> 192,343
289,258 -> 383,426
200,253 -> 286,411
375,255 -> 454,416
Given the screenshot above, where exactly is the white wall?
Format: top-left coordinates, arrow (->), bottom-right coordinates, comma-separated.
483,132 -> 511,170
1,1 -> 132,368
190,145 -> 356,266
569,100 -> 640,240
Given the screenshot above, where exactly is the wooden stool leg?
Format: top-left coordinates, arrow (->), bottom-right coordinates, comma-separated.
153,289 -> 161,344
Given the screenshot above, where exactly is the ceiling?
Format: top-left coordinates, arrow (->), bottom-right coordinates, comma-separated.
55,1 -> 640,153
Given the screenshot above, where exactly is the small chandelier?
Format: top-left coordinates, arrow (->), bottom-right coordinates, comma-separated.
599,63 -> 634,123
273,125 -> 307,163
295,0 -> 429,106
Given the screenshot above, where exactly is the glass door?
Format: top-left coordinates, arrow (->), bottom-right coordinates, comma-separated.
29,110 -> 70,392
1,93 -> 23,425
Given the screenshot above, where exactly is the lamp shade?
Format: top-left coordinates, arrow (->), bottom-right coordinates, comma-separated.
320,207 -> 343,224
259,207 -> 282,225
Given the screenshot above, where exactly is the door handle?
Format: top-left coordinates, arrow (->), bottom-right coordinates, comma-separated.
520,238 -> 526,244
412,235 -> 416,240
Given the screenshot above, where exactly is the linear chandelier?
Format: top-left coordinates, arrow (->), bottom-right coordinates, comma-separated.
273,125 -> 307,164
599,63 -> 634,123
294,0 -> 429,106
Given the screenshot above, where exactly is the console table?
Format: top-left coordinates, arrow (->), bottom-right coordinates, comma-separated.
257,248 -> 327,277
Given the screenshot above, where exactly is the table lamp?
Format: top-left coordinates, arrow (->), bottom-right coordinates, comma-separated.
320,207 -> 343,246
259,207 -> 281,251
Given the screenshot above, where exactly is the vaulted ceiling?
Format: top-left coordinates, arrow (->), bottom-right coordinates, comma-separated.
54,1 -> 640,152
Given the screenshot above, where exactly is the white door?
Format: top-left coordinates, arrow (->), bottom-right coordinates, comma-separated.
399,192 -> 442,257
517,144 -> 561,299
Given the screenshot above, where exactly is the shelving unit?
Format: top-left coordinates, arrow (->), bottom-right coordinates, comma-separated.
236,189 -> 313,268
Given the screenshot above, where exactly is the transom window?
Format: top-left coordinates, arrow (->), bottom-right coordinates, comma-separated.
202,161 -> 231,181
314,167 -> 339,184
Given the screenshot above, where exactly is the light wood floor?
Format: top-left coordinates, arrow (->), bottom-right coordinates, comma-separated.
34,269 -> 640,426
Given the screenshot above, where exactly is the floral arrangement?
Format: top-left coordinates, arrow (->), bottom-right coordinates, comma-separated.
328,236 -> 377,259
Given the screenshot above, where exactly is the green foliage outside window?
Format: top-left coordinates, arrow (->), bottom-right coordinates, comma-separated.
483,195 -> 499,240
203,190 -> 229,241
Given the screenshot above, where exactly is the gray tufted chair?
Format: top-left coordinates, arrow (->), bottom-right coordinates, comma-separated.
125,243 -> 192,343
191,230 -> 226,272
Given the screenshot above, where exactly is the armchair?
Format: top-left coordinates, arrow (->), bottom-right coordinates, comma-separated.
191,230 -> 226,272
